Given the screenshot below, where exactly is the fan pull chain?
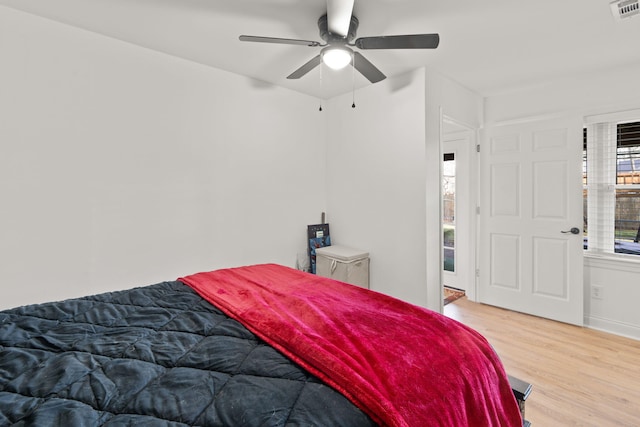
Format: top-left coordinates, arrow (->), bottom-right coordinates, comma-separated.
351,52 -> 356,109
319,59 -> 323,112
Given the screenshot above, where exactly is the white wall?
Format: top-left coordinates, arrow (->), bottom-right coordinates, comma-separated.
585,257 -> 640,339
0,7 -> 326,309
6,6 -> 636,339
485,65 -> 640,339
323,68 -> 482,311
325,69 -> 428,306
485,64 -> 640,124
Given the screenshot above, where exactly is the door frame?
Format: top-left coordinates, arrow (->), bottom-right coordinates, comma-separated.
442,115 -> 478,302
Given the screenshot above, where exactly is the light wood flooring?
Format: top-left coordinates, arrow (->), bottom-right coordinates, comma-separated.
444,297 -> 640,427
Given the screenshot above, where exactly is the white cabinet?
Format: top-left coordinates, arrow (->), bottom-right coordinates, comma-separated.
315,245 -> 369,289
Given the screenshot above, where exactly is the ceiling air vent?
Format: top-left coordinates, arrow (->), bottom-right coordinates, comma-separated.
610,0 -> 640,20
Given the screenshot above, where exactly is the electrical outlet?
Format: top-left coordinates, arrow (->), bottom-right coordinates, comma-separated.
591,285 -> 604,300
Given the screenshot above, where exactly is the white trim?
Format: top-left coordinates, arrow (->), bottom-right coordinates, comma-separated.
584,253 -> 640,273
486,111 -> 576,128
584,108 -> 640,124
442,115 -> 476,133
585,315 -> 640,341
437,105 -> 444,313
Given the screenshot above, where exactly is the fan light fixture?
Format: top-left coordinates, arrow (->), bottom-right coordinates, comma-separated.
322,46 -> 352,70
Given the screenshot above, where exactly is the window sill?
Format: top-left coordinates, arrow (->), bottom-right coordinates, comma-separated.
584,252 -> 640,273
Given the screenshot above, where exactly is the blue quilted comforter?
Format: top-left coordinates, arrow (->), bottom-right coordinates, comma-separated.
0,281 -> 375,426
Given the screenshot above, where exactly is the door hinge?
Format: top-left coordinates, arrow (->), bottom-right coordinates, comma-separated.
476,206 -> 480,215
475,269 -> 480,278
476,144 -> 480,152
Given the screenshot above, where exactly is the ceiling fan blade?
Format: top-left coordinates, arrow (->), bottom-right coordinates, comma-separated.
326,0 -> 355,37
287,55 -> 322,79
239,35 -> 321,47
353,52 -> 386,84
355,34 -> 440,50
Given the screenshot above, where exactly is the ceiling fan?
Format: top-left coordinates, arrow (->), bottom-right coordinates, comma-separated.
239,0 -> 439,84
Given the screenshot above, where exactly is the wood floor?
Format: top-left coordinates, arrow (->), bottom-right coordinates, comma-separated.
444,297 -> 640,427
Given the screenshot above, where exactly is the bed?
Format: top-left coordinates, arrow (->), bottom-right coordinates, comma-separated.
0,264 -> 523,426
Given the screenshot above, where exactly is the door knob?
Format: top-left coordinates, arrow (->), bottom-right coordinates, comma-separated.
561,227 -> 580,235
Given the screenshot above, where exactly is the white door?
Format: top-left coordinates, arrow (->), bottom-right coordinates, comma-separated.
479,116 -> 584,325
443,134 -> 472,292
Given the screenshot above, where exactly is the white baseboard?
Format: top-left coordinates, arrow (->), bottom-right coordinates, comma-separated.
585,315 -> 640,341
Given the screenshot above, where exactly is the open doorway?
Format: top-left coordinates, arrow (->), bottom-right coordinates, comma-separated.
442,118 -> 476,304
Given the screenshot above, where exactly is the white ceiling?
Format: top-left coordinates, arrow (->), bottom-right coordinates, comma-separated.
2,0 -> 640,99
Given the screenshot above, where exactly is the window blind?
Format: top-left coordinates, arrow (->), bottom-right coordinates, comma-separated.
586,122 -> 616,253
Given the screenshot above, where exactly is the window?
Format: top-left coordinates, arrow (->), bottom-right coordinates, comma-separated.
584,117 -> 640,257
443,153 -> 456,271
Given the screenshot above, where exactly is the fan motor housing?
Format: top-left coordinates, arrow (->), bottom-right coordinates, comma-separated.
318,14 -> 359,44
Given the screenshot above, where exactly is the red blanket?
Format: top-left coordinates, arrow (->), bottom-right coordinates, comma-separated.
180,264 -> 522,427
